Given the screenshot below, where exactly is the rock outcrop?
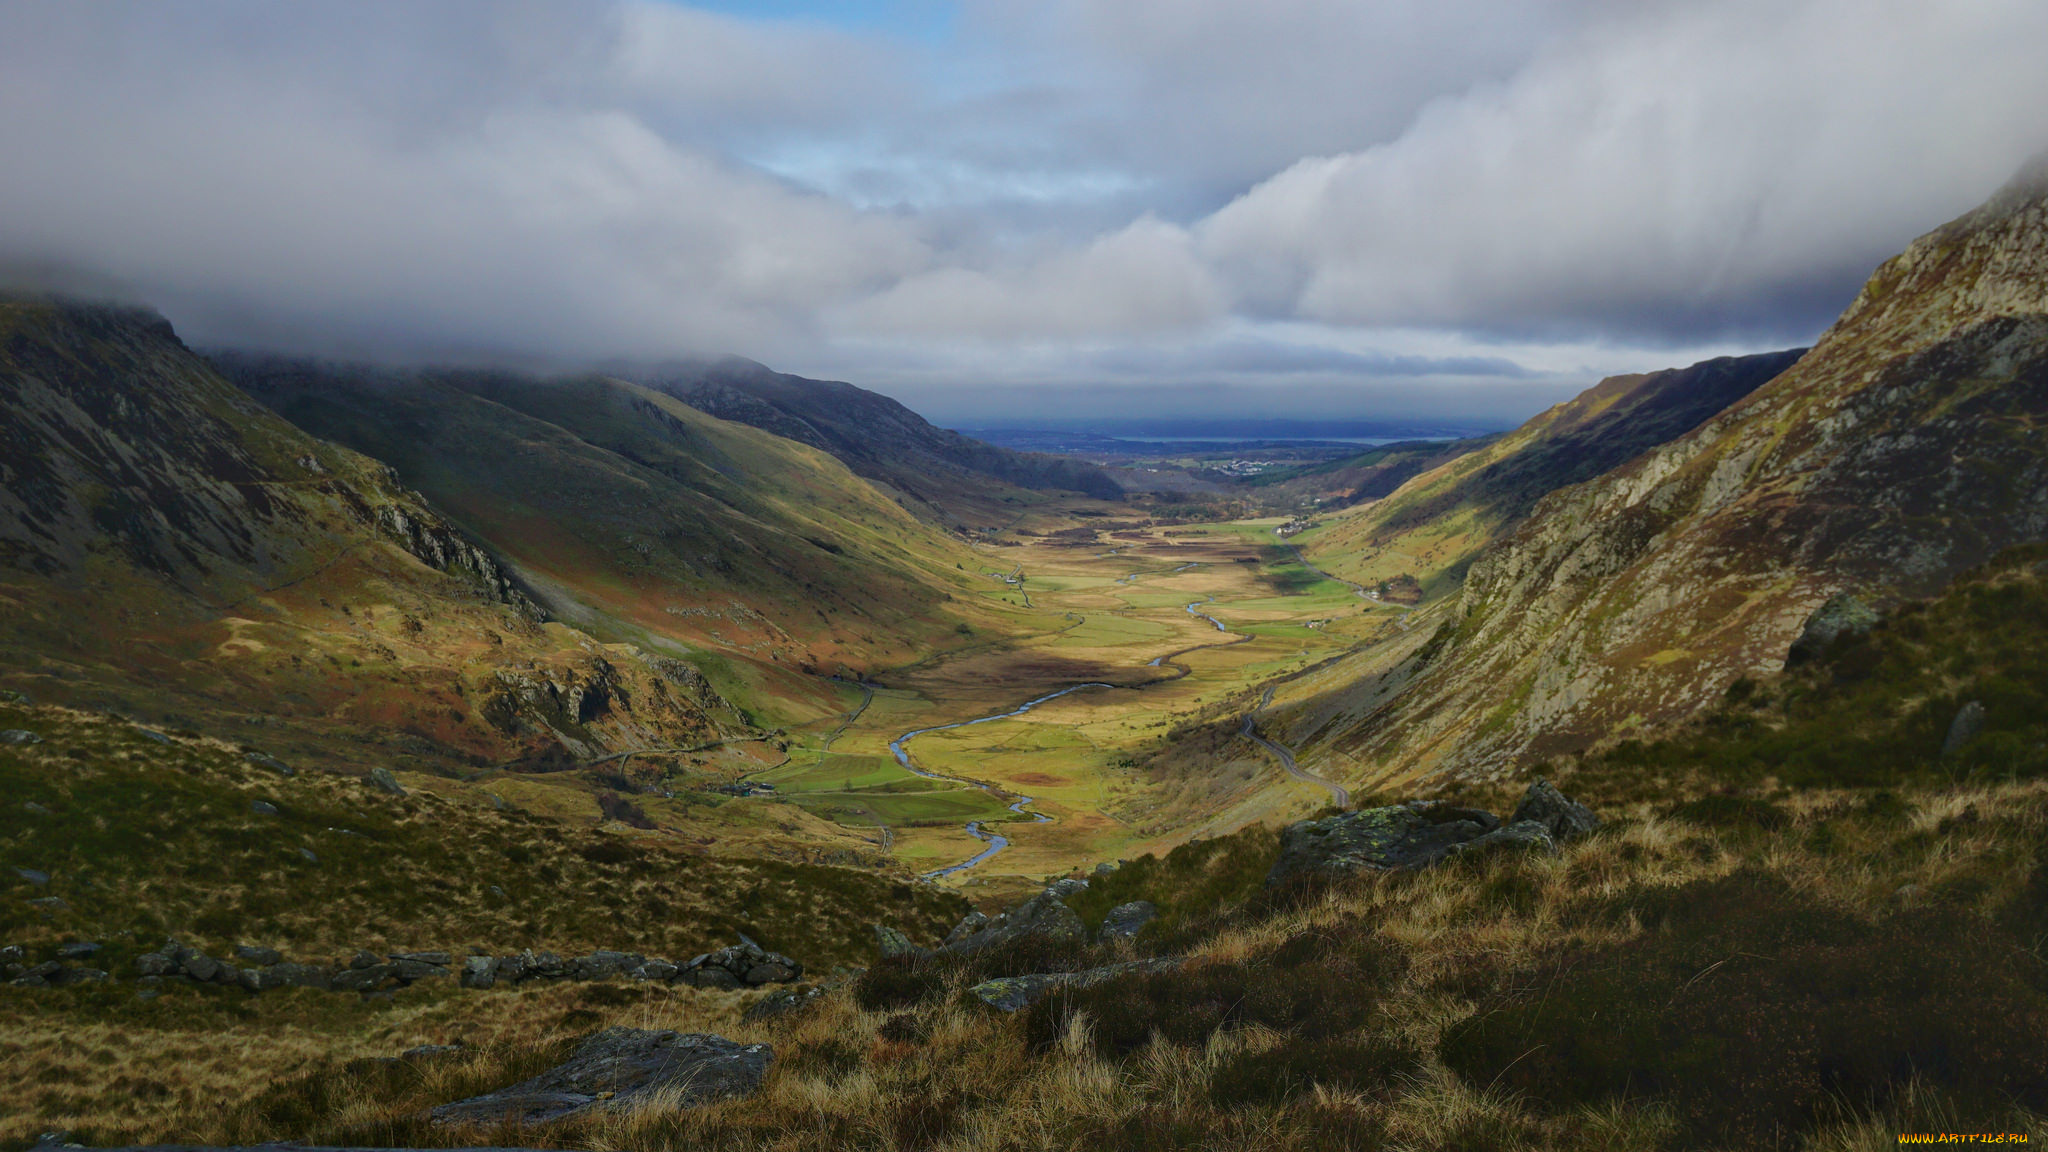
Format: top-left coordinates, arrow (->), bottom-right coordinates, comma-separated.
1266,780 -> 1595,887
1296,160 -> 2048,786
431,1027 -> 771,1125
969,957 -> 1185,1012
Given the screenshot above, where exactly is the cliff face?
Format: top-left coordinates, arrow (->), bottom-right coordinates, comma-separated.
0,298 -> 537,615
0,296 -> 742,770
1298,162 -> 2048,786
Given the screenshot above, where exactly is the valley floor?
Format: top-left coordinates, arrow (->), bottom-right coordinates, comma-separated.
758,515 -> 1407,897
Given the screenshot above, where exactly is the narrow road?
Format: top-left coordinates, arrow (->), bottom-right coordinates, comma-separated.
1241,686 -> 1350,808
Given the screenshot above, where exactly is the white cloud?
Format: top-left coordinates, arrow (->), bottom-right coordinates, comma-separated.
0,0 -> 2044,419
836,217 -> 1221,340
1197,0 -> 2048,339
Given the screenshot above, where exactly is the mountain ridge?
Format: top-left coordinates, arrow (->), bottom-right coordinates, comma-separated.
1285,162 -> 2048,788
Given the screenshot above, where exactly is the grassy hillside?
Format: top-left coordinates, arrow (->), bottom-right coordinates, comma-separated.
1279,163 -> 2048,788
628,357 -> 1123,527
217,357 -> 1015,692
1293,349 -> 1802,600
0,700 -> 966,1143
0,296 -> 764,779
16,553 -> 2043,1149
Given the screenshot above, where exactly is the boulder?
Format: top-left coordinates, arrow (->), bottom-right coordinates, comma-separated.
1447,819 -> 1556,859
632,958 -> 679,983
392,958 -> 449,982
368,767 -> 407,796
1098,901 -> 1158,942
679,965 -> 741,991
1508,780 -> 1599,842
526,950 -> 569,979
14,960 -> 63,986
1044,877 -> 1089,901
568,950 -> 641,981
179,952 -> 227,984
56,941 -> 100,960
54,967 -> 109,986
430,1027 -> 771,1125
14,867 -> 50,887
1,730 -> 43,745
1265,804 -> 1493,886
969,957 -> 1185,1012
1942,701 -> 1987,757
873,924 -> 927,960
941,911 -> 989,947
244,752 -> 295,777
941,890 -> 1086,955
133,951 -> 175,978
1789,593 -> 1879,662
262,963 -> 332,990
331,963 -> 397,992
744,961 -> 797,985
682,938 -> 802,988
348,950 -> 382,970
742,984 -> 826,1023
249,800 -> 280,817
391,950 -> 453,965
26,897 -> 67,912
461,956 -> 500,989
233,944 -> 282,966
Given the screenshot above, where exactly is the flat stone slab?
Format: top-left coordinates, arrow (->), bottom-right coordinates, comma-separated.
969,956 -> 1184,1012
430,1027 -> 771,1125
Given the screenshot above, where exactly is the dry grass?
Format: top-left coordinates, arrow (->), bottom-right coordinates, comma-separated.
16,773 -> 2032,1150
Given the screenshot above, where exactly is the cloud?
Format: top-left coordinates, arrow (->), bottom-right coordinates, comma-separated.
1197,0 -> 2048,341
0,0 -> 2044,416
835,217 -> 1222,340
0,1 -> 929,360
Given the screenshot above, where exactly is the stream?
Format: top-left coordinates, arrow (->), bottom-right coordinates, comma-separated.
891,681 -> 1116,879
896,561 -> 1247,877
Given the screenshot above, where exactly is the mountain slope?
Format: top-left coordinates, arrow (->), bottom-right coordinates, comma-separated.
0,296 -> 748,773
1296,348 -> 1803,596
215,357 -> 1005,684
1287,161 -> 2048,787
627,357 -> 1124,522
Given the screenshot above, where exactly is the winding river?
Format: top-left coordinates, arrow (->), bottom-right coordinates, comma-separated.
890,681 -> 1116,879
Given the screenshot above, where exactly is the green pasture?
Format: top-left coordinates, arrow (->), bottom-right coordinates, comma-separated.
782,786 -> 1017,828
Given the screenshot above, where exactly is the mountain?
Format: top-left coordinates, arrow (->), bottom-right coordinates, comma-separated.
624,357 -> 1125,522
0,296 -> 749,773
213,356 -> 1008,688
1296,348 -> 1804,596
1283,161 -> 2048,787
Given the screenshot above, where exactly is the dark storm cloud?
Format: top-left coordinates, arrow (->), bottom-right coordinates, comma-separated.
0,0 -> 2044,421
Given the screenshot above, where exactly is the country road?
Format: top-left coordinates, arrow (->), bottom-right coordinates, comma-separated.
1241,686 -> 1351,808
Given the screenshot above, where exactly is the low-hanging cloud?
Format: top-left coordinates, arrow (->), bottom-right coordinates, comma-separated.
0,0 -> 2045,416
1199,0 -> 2048,341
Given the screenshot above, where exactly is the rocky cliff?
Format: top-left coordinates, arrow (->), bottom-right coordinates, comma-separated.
1296,160 -> 2048,786
0,296 -> 744,770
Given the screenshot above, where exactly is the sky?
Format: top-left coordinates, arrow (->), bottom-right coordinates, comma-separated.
2,1 -> 2046,430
